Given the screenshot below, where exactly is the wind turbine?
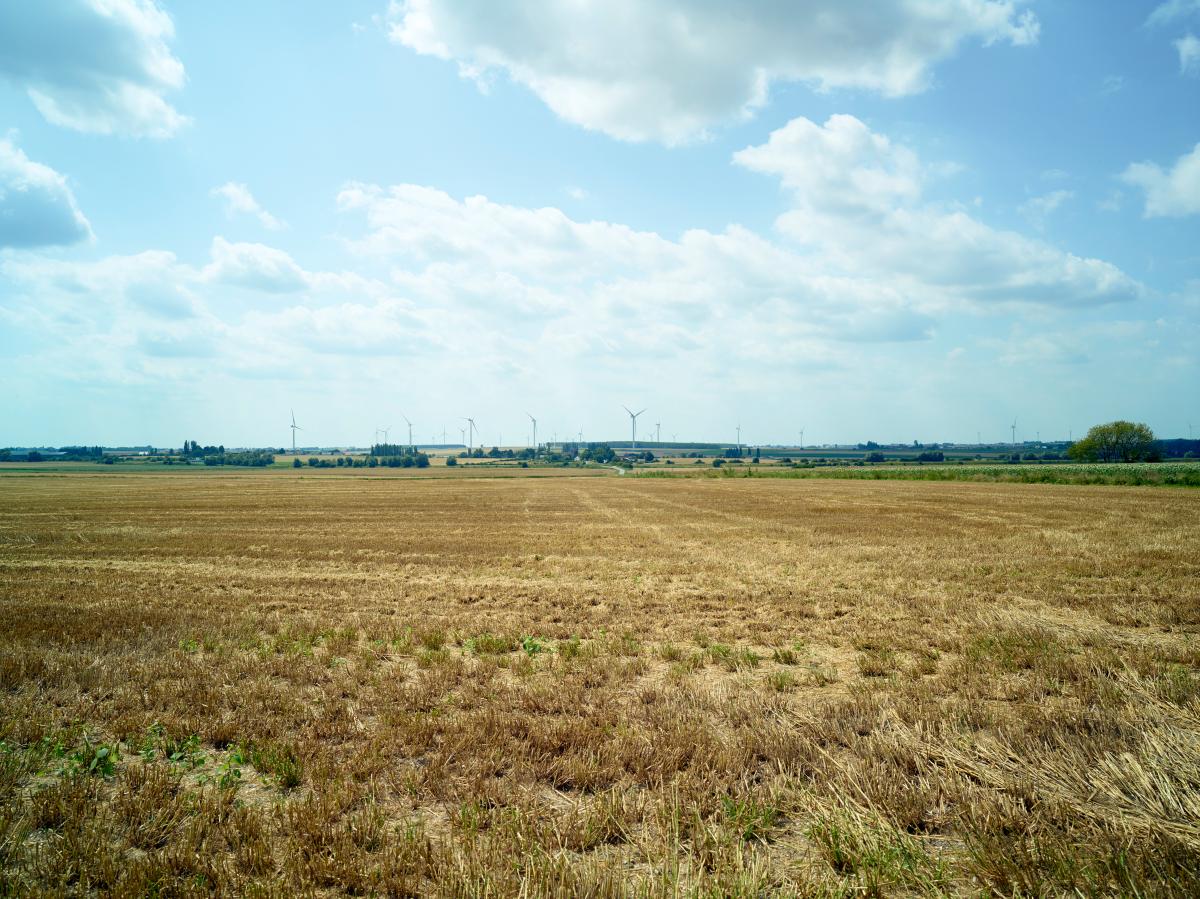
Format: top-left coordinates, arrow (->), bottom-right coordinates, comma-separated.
655,421 -> 661,444
526,412 -> 537,454
459,426 -> 466,446
799,427 -> 805,451
623,406 -> 646,450
290,410 -> 302,454
1011,418 -> 1018,448
463,417 -> 478,451
381,425 -> 391,445
402,414 -> 413,449
735,424 -> 741,455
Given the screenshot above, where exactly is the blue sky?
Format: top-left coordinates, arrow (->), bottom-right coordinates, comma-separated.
1,0 -> 1197,448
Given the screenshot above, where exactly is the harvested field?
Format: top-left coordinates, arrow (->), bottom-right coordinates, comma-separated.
1,471 -> 1198,895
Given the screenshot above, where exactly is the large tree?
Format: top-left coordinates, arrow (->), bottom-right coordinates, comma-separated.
1068,421 -> 1157,462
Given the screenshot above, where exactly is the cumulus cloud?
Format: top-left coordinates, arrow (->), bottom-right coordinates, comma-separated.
1121,142 -> 1200,217
202,237 -> 309,292
735,116 -> 1138,307
732,114 -> 922,212
0,0 -> 187,138
332,125 -> 1140,379
0,243 -> 438,390
212,182 -> 284,230
0,112 -> 1153,417
0,138 -> 92,248
387,0 -> 1038,144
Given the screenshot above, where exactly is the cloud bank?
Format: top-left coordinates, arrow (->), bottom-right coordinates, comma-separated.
388,0 -> 1038,143
0,0 -> 187,138
0,139 -> 92,248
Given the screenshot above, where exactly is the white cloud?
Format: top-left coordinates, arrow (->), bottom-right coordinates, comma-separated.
0,0 -> 187,138
212,182 -> 284,230
0,138 -> 92,248
0,113 -> 1155,427
2,249 -> 197,318
202,237 -> 310,293
1018,189 -> 1073,228
387,0 -> 1038,144
1121,142 -> 1200,217
732,114 -> 922,213
1146,0 -> 1200,27
1176,34 -> 1200,73
735,116 -> 1138,307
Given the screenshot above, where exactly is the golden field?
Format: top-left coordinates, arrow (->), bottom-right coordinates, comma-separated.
1,469 -> 1198,896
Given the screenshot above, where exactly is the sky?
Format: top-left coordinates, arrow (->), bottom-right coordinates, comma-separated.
1,0 -> 1198,449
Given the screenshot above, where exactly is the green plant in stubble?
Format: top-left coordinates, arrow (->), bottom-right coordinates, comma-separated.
200,750 -> 244,790
249,742 -> 303,791
520,635 -> 549,656
721,796 -> 780,842
767,671 -> 797,692
64,736 -> 119,779
164,733 -> 206,771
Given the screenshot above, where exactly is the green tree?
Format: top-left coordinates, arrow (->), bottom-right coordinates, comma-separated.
1068,421 -> 1157,462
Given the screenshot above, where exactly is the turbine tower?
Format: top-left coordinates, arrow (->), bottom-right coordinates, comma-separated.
290,410 -> 302,454
736,424 -> 741,455
463,417 -> 478,451
799,426 -> 805,451
1011,418 -> 1018,448
655,421 -> 661,444
402,414 -> 413,450
623,406 -> 646,450
526,412 -> 537,455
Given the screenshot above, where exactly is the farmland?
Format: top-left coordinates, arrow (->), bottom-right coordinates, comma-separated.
1,470 -> 1198,895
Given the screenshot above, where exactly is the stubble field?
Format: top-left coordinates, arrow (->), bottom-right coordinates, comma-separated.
1,470 -> 1198,896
